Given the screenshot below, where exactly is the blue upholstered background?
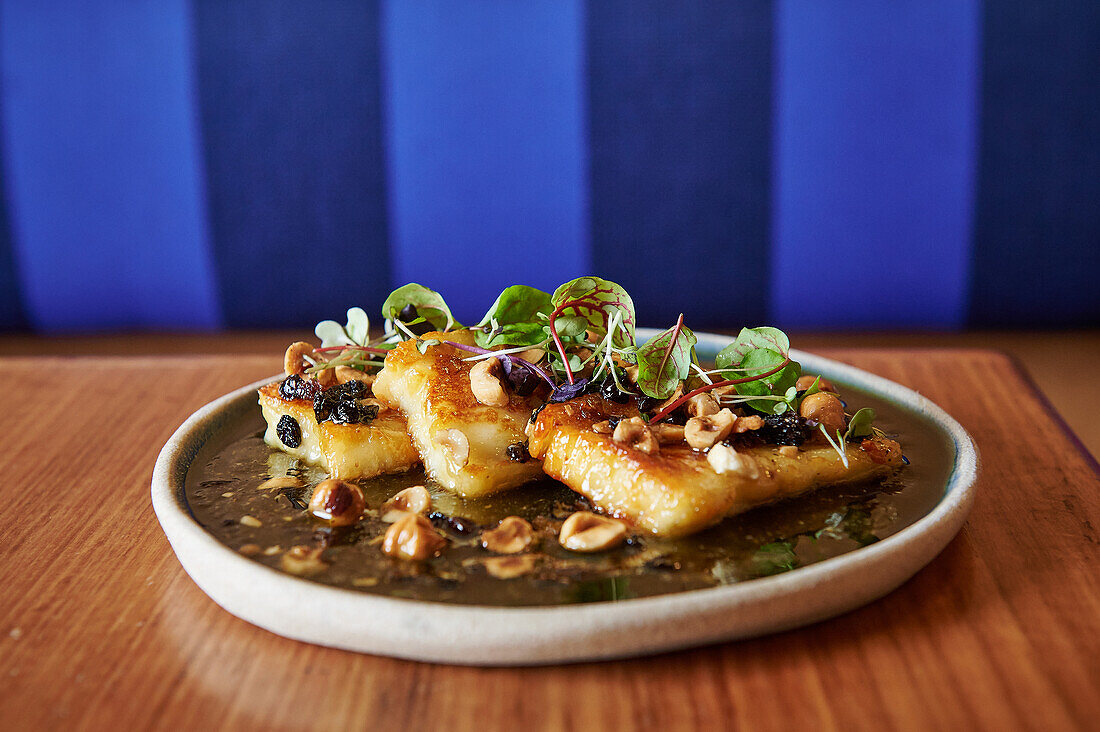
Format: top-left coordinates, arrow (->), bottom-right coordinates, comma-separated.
0,1 -> 1096,332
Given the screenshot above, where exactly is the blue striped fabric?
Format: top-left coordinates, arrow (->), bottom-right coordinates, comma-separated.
0,1 -> 1096,332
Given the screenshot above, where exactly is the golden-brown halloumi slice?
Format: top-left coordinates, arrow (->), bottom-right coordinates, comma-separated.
258,383 -> 420,480
527,395 -> 903,538
372,330 -> 545,497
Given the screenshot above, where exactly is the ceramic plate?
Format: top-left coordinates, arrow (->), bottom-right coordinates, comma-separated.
152,331 -> 978,665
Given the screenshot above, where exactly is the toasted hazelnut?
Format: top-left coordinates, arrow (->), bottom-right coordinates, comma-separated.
281,545 -> 327,575
316,368 -> 337,388
382,514 -> 447,561
240,515 -> 262,527
470,358 -> 509,407
380,485 -> 431,522
861,437 -> 903,465
592,419 -> 613,434
706,443 -> 759,478
435,428 -> 470,468
238,544 -> 261,555
684,408 -> 736,449
796,374 -> 836,393
335,365 -> 375,385
800,392 -> 846,435
284,341 -> 315,376
483,555 -> 538,579
651,423 -> 686,445
733,415 -> 765,433
308,479 -> 366,527
612,417 -> 660,455
778,445 -> 800,458
257,476 -> 302,492
686,393 -> 720,418
559,512 -> 628,552
481,516 -> 535,554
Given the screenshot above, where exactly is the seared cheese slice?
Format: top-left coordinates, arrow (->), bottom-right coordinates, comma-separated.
258,383 -> 420,480
372,330 -> 544,497
527,395 -> 903,538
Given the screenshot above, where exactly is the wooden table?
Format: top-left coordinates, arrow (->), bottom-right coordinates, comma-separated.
1,349 -> 1097,730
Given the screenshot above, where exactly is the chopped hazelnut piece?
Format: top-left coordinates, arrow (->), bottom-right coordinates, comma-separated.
470,358 -> 509,407
239,515 -> 262,528
800,392 -> 846,435
381,485 -> 431,522
612,416 -> 660,454
281,545 -> 327,575
707,443 -> 759,478
257,476 -> 302,492
733,415 -> 765,433
684,409 -> 736,449
481,516 -> 535,554
382,514 -> 447,561
559,511 -> 627,552
483,555 -> 538,579
651,423 -> 686,445
778,445 -> 800,458
796,374 -> 837,393
308,479 -> 366,527
686,393 -> 720,418
592,419 -> 613,434
283,341 -> 314,376
434,428 -> 471,469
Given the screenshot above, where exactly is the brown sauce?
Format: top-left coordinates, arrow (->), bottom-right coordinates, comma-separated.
184,386 -> 952,606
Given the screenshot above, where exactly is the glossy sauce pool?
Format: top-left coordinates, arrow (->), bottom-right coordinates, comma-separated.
184,386 -> 952,606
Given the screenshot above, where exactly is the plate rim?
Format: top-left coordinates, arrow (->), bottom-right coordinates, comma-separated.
151,329 -> 979,665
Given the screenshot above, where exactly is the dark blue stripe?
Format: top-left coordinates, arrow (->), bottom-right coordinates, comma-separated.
381,0 -> 589,323
587,1 -> 773,330
970,1 -> 1100,326
0,87 -> 26,330
194,0 -> 391,328
771,0 -> 979,330
0,0 -> 220,331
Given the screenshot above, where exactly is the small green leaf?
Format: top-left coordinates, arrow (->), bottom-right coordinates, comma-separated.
474,285 -> 552,348
550,276 -> 636,348
553,315 -> 589,339
844,407 -> 876,440
382,283 -> 456,332
634,318 -> 697,399
715,326 -> 791,367
751,541 -> 799,576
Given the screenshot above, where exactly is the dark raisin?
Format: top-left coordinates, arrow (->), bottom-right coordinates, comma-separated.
332,379 -> 369,400
297,378 -> 322,401
427,511 -> 478,536
312,393 -> 333,422
507,442 -> 531,463
759,413 -> 811,446
279,374 -> 303,400
276,414 -> 302,448
358,403 -> 380,424
331,401 -> 361,424
399,303 -> 419,321
636,395 -> 661,414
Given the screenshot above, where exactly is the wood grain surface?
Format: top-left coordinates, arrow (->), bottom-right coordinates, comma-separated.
0,350 -> 1097,731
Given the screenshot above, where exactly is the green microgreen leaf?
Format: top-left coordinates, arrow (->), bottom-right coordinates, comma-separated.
550,276 -> 636,349
634,315 -> 697,399
382,283 -> 457,332
844,407 -> 876,441
474,285 -> 553,348
714,326 -> 800,413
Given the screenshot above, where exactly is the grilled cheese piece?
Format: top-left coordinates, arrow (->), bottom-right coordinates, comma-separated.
372,330 -> 545,497
527,395 -> 903,538
258,383 -> 420,480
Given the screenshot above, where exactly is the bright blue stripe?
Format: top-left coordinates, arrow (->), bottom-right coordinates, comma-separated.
0,1 -> 220,331
381,0 -> 589,322
771,0 -> 979,329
